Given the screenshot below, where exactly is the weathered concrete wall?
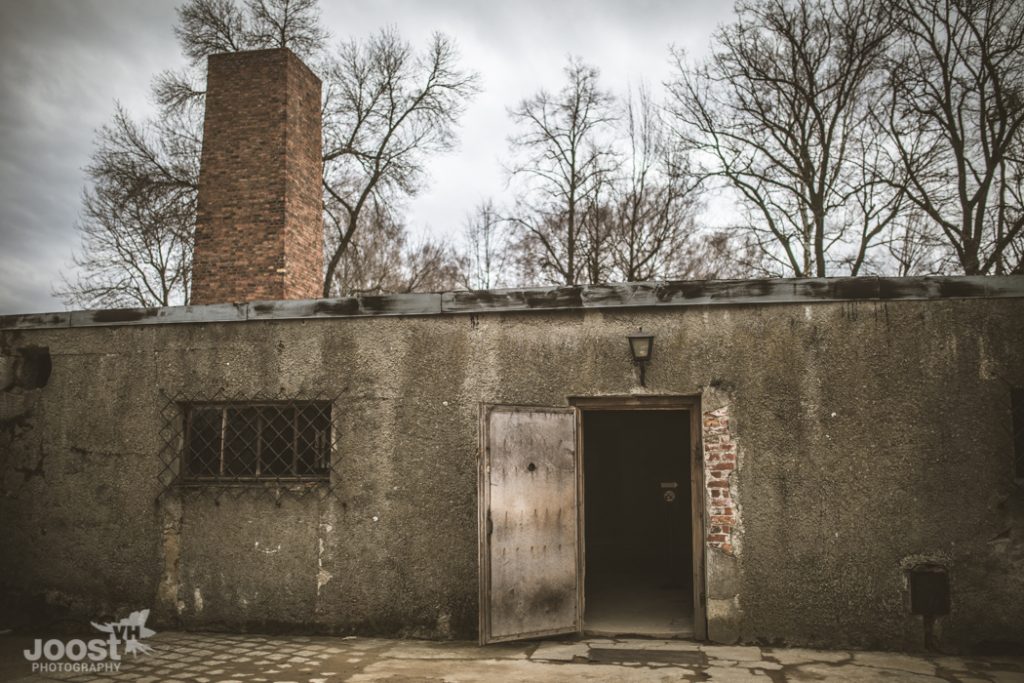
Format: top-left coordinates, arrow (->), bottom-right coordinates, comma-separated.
2,295 -> 1023,653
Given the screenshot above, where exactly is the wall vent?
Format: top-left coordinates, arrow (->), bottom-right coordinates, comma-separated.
910,564 -> 950,616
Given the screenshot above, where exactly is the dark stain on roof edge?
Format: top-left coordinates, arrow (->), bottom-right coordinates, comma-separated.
2,276 -> 1021,331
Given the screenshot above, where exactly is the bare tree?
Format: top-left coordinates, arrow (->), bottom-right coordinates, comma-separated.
330,202 -> 460,295
321,28 -> 480,296
399,238 -> 462,293
882,209 -> 953,276
1003,148 -> 1024,271
505,65 -> 747,286
507,57 -> 618,286
607,85 -> 704,281
175,0 -> 249,60
174,0 -> 325,61
54,104 -> 199,307
675,229 -> 766,280
460,200 -> 510,290
883,0 -> 1024,275
247,0 -> 327,57
159,0 -> 326,113
668,0 -> 898,277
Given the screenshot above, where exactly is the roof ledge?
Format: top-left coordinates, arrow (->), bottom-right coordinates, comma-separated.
2,275 -> 1022,331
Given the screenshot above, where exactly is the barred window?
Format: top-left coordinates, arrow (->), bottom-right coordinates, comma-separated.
182,402 -> 331,482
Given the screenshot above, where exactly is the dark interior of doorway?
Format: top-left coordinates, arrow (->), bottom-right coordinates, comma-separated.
583,410 -> 693,637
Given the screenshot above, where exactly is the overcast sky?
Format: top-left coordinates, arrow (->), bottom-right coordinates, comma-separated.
0,0 -> 737,315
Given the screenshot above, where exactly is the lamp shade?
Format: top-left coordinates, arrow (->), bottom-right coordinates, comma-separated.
627,331 -> 654,361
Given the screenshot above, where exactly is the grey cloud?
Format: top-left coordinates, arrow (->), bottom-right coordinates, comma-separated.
0,0 -> 184,315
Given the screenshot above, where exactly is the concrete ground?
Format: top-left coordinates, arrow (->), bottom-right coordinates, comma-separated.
2,632 -> 1023,682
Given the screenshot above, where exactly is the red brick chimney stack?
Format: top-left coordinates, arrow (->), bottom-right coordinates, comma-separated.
191,48 -> 324,305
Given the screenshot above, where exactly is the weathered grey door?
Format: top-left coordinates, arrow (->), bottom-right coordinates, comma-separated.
478,405 -> 580,644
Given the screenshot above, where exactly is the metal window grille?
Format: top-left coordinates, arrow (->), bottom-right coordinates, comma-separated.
183,402 -> 330,480
158,390 -> 340,499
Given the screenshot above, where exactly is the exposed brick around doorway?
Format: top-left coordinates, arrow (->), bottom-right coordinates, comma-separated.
703,406 -> 739,556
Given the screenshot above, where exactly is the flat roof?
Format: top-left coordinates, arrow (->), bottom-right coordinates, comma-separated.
2,275 -> 1023,331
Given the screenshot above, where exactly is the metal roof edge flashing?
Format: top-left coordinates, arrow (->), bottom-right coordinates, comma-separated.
2,275 -> 1022,331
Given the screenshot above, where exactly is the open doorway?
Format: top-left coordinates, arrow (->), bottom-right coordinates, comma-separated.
582,409 -> 694,638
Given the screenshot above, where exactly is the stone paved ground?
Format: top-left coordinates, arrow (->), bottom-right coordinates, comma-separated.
2,632 -> 1023,682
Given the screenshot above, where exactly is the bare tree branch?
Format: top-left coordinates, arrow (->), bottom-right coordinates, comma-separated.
245,0 -> 327,58
54,103 -> 199,307
883,0 -> 1024,274
321,27 -> 480,296
606,85 -> 706,281
327,200 -> 460,295
668,0 -> 898,277
459,200 -> 511,289
507,57 -> 618,285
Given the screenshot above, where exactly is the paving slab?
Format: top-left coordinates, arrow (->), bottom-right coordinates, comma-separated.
599,639 -> 702,651
852,650 -> 939,676
728,659 -> 782,671
789,661 -> 941,681
990,672 -> 1024,683
348,658 -> 698,682
764,646 -> 852,665
531,641 -> 590,661
587,646 -> 704,667
702,644 -> 764,662
704,665 -> 772,682
380,641 -> 529,660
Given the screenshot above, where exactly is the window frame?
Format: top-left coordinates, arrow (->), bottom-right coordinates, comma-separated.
179,399 -> 333,485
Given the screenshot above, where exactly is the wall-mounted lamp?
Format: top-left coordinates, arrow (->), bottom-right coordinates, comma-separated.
627,328 -> 655,386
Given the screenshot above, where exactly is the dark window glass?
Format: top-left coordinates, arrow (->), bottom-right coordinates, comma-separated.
262,406 -> 295,477
296,404 -> 331,474
182,402 -> 331,481
223,406 -> 259,477
185,407 -> 222,477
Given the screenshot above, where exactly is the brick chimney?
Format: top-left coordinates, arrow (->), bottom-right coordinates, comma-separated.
191,48 -> 324,304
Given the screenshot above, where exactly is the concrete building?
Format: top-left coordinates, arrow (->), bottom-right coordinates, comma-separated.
1,48 -> 1022,655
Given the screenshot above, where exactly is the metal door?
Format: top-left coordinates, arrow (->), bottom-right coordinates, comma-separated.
478,405 -> 580,644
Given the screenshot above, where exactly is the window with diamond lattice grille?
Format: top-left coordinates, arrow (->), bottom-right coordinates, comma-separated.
182,402 -> 331,482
